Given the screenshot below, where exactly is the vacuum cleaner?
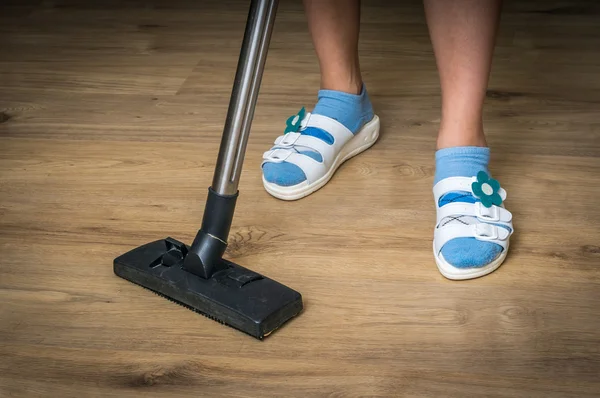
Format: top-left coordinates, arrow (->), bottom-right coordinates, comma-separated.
114,0 -> 303,340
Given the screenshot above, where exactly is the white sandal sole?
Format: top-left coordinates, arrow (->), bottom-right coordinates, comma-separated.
262,115 -> 380,201
434,241 -> 510,280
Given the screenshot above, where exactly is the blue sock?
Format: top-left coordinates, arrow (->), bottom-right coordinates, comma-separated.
263,85 -> 374,187
435,146 -> 507,268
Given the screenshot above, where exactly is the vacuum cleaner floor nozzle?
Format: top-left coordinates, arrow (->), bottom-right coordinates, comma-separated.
114,237 -> 303,339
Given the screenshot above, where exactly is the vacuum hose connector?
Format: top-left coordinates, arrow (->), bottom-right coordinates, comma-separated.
183,188 -> 238,278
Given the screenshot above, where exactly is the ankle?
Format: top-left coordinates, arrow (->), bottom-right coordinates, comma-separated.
313,83 -> 372,133
436,122 -> 487,150
437,134 -> 487,149
320,73 -> 363,95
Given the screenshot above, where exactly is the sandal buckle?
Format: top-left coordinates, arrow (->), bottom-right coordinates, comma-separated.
279,132 -> 301,147
263,148 -> 292,163
476,202 -> 500,222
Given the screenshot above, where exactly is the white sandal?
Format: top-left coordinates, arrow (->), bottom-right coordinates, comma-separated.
261,108 -> 380,201
433,172 -> 514,280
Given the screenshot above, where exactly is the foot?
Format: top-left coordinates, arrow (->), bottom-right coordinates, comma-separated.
432,147 -> 514,280
261,85 -> 379,200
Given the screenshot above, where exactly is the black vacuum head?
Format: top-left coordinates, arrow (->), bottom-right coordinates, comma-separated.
114,237 -> 302,339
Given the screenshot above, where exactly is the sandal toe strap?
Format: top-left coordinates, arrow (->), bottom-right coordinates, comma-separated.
434,223 -> 511,254
262,149 -> 327,184
437,202 -> 513,227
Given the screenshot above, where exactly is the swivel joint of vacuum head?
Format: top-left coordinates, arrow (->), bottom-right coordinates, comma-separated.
183,188 -> 238,279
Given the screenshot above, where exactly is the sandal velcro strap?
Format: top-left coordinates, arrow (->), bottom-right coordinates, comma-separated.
262,149 -> 327,183
437,202 -> 512,226
433,176 -> 507,204
274,132 -> 302,147
263,148 -> 293,162
434,223 -> 511,254
268,135 -> 336,164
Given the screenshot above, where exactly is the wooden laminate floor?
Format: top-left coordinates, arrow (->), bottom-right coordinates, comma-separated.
1,0 -> 599,397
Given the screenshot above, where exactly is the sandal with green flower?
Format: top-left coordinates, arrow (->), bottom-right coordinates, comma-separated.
433,171 -> 514,280
262,107 -> 380,200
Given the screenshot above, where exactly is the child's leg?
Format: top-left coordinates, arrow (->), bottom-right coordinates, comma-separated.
425,0 -> 513,278
261,0 -> 378,200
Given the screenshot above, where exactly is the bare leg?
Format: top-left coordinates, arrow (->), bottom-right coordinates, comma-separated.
426,1 -> 512,278
303,0 -> 363,95
424,0 -> 502,149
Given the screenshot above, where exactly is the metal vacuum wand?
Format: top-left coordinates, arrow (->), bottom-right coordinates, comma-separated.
114,0 -> 302,339
183,0 -> 279,279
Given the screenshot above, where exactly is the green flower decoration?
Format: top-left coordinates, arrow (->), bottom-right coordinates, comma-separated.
471,171 -> 503,208
284,107 -> 306,134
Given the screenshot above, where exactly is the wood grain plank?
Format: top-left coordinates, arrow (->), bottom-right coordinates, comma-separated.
1,0 -> 599,397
